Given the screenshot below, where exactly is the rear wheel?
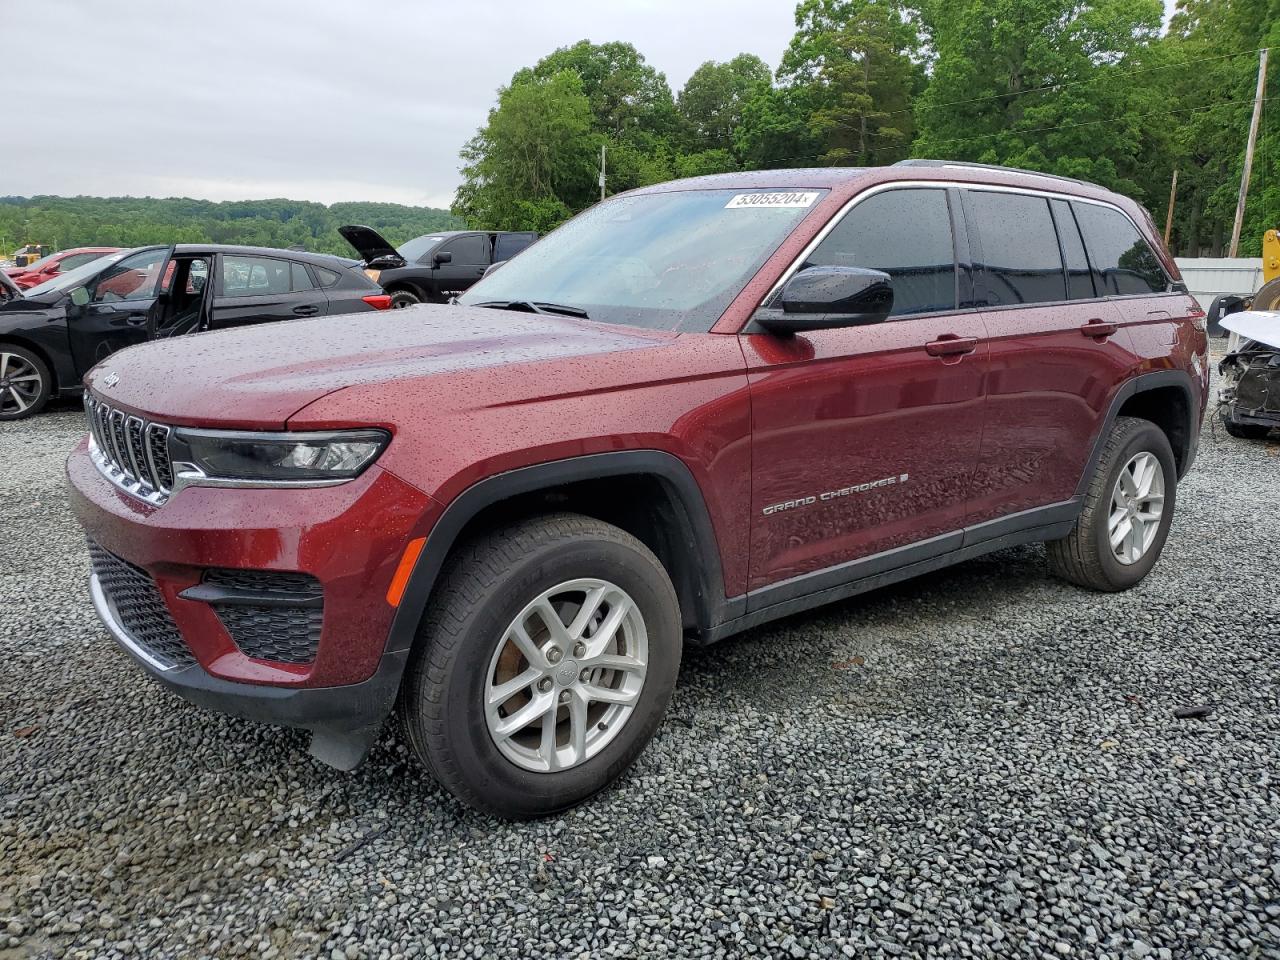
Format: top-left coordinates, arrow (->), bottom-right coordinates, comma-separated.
0,345 -> 51,420
397,513 -> 682,818
1047,416 -> 1176,591
389,289 -> 421,309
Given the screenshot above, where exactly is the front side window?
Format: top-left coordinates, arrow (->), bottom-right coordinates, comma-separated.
969,191 -> 1066,306
1072,203 -> 1168,296
459,188 -> 827,331
438,235 -> 487,265
222,256 -> 293,296
800,188 -> 957,317
91,248 -> 169,302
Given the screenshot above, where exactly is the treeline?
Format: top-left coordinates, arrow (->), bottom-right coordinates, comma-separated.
454,0 -> 1280,256
0,196 -> 461,259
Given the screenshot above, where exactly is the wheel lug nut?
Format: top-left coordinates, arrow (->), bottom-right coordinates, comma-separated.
559,690 -> 570,703
572,643 -> 586,658
538,678 -> 552,693
579,669 -> 591,683
546,647 -> 562,664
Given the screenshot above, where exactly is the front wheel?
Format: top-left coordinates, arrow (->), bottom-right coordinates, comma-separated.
0,345 -> 52,420
388,289 -> 421,309
1047,416 -> 1176,592
397,513 -> 682,818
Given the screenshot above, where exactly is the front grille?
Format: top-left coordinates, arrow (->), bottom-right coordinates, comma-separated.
88,540 -> 194,669
84,394 -> 173,505
202,568 -> 324,664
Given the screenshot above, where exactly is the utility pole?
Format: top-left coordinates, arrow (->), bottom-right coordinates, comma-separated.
1229,47 -> 1268,257
1164,169 -> 1178,247
599,143 -> 607,202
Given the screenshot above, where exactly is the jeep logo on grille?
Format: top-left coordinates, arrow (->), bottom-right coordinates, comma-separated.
102,371 -> 120,388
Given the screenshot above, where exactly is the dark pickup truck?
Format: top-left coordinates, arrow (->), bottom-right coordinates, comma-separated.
340,226 -> 538,308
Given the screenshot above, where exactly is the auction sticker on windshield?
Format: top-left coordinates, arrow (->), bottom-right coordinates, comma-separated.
725,192 -> 820,209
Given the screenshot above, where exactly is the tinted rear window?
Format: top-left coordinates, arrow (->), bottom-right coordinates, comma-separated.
969,191 -> 1065,306
1072,203 -> 1168,295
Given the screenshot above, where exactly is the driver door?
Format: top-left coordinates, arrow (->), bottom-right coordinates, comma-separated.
432,234 -> 490,294
67,246 -> 173,376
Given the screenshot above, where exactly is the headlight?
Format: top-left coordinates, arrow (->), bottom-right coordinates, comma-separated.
170,428 -> 389,486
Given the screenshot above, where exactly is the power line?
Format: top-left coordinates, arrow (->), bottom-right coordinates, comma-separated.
757,95 -> 1278,167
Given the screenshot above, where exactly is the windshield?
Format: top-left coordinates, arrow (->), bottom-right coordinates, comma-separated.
457,188 -> 827,331
398,235 -> 447,262
25,249 -> 139,297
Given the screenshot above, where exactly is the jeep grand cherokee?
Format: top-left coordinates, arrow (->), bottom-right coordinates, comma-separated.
67,161 -> 1208,818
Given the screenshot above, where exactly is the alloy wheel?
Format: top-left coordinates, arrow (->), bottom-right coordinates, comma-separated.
0,352 -> 43,417
484,578 -> 648,773
1108,451 -> 1165,565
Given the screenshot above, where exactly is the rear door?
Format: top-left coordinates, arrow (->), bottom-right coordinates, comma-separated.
964,188 -> 1136,525
493,232 -> 537,262
744,186 -> 989,597
67,246 -> 173,375
206,254 -> 328,329
1070,201 -> 1199,381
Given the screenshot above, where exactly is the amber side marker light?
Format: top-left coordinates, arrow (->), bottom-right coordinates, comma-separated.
386,537 -> 427,607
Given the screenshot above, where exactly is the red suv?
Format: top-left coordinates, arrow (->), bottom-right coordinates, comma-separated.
5,247 -> 119,289
67,162 -> 1208,817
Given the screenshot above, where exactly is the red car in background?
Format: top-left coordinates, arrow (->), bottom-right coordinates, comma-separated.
5,247 -> 119,289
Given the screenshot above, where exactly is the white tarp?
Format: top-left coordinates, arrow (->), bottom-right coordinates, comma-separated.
1221,310 -> 1280,350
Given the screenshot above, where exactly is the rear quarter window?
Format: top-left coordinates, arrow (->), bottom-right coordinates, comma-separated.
1072,203 -> 1168,296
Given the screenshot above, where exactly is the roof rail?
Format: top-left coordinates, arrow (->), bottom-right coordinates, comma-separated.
893,159 -> 1099,189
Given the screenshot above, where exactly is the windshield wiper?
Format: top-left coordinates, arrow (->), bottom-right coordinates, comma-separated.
473,299 -> 590,319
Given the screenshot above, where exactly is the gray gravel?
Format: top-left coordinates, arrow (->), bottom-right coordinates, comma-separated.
2,375 -> 1279,960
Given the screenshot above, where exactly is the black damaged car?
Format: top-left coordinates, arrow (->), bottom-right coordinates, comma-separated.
0,244 -> 391,420
340,225 -> 537,307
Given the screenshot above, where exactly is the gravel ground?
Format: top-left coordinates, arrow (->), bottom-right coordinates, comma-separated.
2,374 -> 1279,960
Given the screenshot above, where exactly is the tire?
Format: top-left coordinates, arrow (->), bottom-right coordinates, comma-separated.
0,344 -> 52,421
1221,412 -> 1271,440
388,289 -> 421,309
397,512 -> 682,818
1046,416 -> 1177,592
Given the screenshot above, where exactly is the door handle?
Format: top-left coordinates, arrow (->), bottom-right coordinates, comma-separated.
293,304 -> 320,316
1080,319 -> 1118,339
125,313 -> 148,325
925,334 -> 978,357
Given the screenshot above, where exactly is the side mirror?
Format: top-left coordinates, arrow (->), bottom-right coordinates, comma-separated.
756,266 -> 894,335
69,286 -> 90,307
1206,294 -> 1247,338
433,251 -> 453,265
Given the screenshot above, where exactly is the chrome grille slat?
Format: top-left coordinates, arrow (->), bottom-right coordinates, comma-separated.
125,416 -> 151,489
109,410 -> 132,480
84,392 -> 173,506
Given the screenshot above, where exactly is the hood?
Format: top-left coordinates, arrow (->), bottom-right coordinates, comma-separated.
83,304 -> 676,428
1222,310 -> 1280,350
338,225 -> 404,266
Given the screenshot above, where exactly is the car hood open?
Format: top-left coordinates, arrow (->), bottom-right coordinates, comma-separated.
338,225 -> 404,266
1221,310 -> 1280,350
83,304 -> 675,429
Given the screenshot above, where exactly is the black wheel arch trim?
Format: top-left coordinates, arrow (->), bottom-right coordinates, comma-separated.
383,450 -> 740,658
1075,368 -> 1199,493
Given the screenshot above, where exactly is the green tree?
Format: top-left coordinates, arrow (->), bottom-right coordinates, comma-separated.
778,0 -> 924,165
452,71 -> 600,231
678,54 -> 773,156
913,0 -> 1164,198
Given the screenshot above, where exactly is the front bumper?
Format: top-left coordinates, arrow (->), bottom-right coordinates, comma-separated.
67,438 -> 440,765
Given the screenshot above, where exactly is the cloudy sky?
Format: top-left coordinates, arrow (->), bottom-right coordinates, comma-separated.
8,0 -> 1180,211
